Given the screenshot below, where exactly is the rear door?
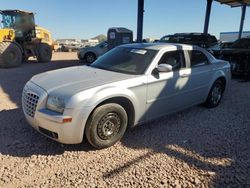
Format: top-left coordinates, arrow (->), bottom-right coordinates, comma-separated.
185,50 -> 214,104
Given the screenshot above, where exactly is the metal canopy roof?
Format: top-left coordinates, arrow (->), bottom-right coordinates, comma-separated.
136,0 -> 248,42
0,10 -> 34,15
215,0 -> 250,7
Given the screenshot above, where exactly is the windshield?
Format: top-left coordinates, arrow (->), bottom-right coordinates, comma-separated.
91,47 -> 158,75
160,35 -> 187,43
232,38 -> 250,49
1,12 -> 34,29
97,41 -> 107,47
220,42 -> 233,49
160,35 -> 218,48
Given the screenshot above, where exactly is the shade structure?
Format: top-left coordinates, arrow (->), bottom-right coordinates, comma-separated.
215,0 -> 250,7
136,0 -> 249,42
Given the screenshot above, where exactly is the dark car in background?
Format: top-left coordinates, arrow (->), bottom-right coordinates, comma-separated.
220,41 -> 234,49
219,38 -> 250,75
159,33 -> 219,54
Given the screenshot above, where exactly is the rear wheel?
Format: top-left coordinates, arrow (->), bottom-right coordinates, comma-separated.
36,43 -> 52,63
0,41 -> 22,68
205,80 -> 225,108
85,103 -> 128,149
85,52 -> 96,64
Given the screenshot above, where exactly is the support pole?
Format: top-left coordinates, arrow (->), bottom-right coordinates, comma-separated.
137,0 -> 144,43
203,0 -> 213,34
239,4 -> 247,39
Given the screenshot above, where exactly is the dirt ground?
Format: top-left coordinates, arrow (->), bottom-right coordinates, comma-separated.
0,52 -> 250,187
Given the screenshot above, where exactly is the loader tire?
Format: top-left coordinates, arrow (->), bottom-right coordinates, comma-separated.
0,41 -> 22,68
37,43 -> 52,63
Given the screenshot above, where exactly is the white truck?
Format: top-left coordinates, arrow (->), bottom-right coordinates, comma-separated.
220,31 -> 250,42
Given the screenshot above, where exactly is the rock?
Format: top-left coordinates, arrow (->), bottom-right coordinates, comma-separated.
194,177 -> 201,185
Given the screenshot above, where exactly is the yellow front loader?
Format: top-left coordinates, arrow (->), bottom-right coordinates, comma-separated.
0,10 -> 53,68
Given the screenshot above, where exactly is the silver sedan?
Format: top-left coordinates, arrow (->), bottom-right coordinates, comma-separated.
77,41 -> 108,63
22,43 -> 231,148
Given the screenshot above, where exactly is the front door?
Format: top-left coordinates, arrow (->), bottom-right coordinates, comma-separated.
145,50 -> 191,120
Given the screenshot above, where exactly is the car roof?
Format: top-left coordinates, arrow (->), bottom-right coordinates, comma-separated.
121,42 -> 200,51
163,33 -> 215,37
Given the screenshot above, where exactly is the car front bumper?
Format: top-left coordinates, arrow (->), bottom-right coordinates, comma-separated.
22,81 -> 91,144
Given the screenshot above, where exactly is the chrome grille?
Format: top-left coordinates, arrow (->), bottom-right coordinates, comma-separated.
22,90 -> 40,117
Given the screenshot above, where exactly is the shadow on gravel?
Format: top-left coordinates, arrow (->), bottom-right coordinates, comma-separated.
104,106 -> 250,187
103,70 -> 250,187
0,59 -> 94,156
0,108 -> 94,157
232,74 -> 250,83
1,55 -> 250,187
0,59 -> 80,107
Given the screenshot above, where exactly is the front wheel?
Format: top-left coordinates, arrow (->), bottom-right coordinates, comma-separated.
0,41 -> 22,68
85,103 -> 128,149
205,80 -> 225,108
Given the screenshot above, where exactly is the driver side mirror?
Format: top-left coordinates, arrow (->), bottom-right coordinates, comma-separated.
157,64 -> 173,73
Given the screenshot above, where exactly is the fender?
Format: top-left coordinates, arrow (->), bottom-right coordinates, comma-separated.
205,68 -> 230,98
77,86 -> 138,111
67,85 -> 141,122
83,50 -> 96,57
3,40 -> 24,54
89,86 -> 138,108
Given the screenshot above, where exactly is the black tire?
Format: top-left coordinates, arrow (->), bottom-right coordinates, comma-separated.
0,41 -> 22,68
85,103 -> 128,149
36,43 -> 52,63
85,52 -> 96,64
205,80 -> 225,108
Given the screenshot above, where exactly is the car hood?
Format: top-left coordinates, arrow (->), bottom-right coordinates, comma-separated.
31,65 -> 136,95
221,47 -> 237,51
220,47 -> 250,54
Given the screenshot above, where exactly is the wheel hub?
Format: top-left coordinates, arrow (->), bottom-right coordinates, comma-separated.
86,55 -> 94,63
103,120 -> 115,136
8,51 -> 16,62
211,84 -> 222,104
97,113 -> 121,140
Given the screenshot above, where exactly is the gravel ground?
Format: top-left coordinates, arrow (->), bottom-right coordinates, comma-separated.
0,53 -> 250,188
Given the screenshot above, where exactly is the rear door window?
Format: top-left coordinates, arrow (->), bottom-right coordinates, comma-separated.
232,39 -> 250,49
188,50 -> 209,67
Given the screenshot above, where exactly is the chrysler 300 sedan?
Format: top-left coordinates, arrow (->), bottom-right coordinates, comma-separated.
22,43 -> 231,148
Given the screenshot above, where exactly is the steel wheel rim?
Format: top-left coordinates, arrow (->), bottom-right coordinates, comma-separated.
44,48 -> 49,56
86,55 -> 94,63
211,84 -> 222,105
8,51 -> 17,62
97,112 -> 121,140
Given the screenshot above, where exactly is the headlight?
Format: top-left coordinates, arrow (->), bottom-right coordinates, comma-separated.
46,95 -> 65,113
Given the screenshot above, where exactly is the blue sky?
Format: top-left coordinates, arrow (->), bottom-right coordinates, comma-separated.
1,0 -> 249,39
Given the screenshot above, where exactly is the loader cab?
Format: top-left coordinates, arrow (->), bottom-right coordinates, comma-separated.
0,10 -> 36,42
